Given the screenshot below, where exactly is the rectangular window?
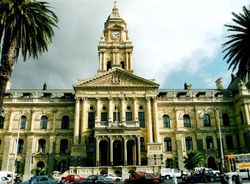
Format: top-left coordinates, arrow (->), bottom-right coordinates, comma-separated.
138,112 -> 145,128
164,139 -> 172,151
88,112 -> 95,128
126,112 -> 132,122
101,112 -> 108,122
113,112 -> 120,122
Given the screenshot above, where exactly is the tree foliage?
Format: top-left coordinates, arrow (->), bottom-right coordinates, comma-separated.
222,5 -> 250,81
183,151 -> 203,171
0,0 -> 58,109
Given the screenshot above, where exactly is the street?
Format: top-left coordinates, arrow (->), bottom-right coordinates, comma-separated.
114,178 -> 250,184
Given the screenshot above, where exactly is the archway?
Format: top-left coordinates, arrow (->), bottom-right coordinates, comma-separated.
36,161 -> 46,175
100,140 -> 108,166
113,140 -> 122,166
207,157 -> 217,170
127,140 -> 135,165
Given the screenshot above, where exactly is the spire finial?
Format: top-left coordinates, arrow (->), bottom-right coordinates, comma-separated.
112,1 -> 119,15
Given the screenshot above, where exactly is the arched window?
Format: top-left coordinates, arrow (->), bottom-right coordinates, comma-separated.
166,159 -> 173,168
107,61 -> 112,71
203,114 -> 211,127
226,135 -> 233,149
206,136 -> 214,149
222,113 -> 230,126
163,115 -> 170,128
38,139 -> 46,152
183,114 -> 191,127
17,139 -> 24,153
185,137 -> 193,151
40,116 -> 48,129
164,137 -> 172,151
20,115 -> 26,129
0,116 -> 4,129
60,139 -> 69,154
61,115 -> 69,129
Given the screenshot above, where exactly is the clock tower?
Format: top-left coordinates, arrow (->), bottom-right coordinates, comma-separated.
97,2 -> 133,74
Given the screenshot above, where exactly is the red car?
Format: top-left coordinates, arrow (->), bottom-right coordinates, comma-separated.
65,175 -> 86,183
124,171 -> 161,184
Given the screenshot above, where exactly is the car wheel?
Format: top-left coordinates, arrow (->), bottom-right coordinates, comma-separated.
115,178 -> 120,182
165,175 -> 170,180
210,177 -> 215,182
232,175 -> 237,181
153,180 -> 159,184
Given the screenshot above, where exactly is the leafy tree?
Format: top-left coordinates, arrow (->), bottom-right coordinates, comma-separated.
183,151 -> 203,171
222,6 -> 250,81
0,0 -> 58,109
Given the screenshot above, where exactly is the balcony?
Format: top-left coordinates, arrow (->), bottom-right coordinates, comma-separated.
95,121 -> 140,128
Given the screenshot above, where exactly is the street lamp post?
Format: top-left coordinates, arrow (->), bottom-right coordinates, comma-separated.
12,115 -> 21,184
215,109 -> 225,173
208,107 -> 224,173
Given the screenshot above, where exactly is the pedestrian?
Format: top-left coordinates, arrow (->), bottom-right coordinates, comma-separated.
172,172 -> 177,184
28,177 -> 33,184
235,174 -> 242,184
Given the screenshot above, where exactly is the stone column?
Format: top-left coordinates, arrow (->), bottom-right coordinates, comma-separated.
137,136 -> 141,165
133,98 -> 138,122
146,97 -> 153,143
74,97 -> 80,144
30,109 -> 35,131
96,98 -> 101,124
121,97 -> 125,122
48,136 -> 56,174
96,137 -> 100,166
126,52 -> 129,71
52,109 -> 57,131
152,98 -> 159,143
123,136 -> 127,165
103,53 -> 106,71
109,136 -> 114,165
1,136 -> 11,171
23,135 -> 34,180
99,52 -> 103,71
8,110 -> 13,131
82,98 -> 88,131
108,98 -> 113,123
244,104 -> 250,124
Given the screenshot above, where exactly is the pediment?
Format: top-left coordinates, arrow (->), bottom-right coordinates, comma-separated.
74,69 -> 159,89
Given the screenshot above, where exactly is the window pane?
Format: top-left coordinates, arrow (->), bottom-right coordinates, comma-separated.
163,115 -> 170,128
184,115 -> 191,127
185,137 -> 193,151
113,112 -> 120,122
138,112 -> 145,128
40,116 -> 48,129
20,116 -> 26,129
101,112 -> 108,122
126,112 -> 132,121
61,116 -> 69,129
203,114 -> 211,127
88,112 -> 95,128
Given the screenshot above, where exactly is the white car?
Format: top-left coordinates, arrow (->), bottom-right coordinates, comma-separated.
225,168 -> 250,180
103,174 -> 123,182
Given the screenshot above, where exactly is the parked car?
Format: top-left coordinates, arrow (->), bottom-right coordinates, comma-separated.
225,168 -> 250,180
65,175 -> 86,183
103,174 -> 123,182
160,168 -> 187,179
194,167 -> 220,177
22,176 -> 58,184
124,171 -> 161,184
183,170 -> 216,183
73,175 -> 113,184
0,177 -> 9,184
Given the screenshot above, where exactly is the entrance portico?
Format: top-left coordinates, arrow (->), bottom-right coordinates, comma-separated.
95,135 -> 140,167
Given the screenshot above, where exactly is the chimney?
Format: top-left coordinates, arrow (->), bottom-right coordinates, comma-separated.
215,77 -> 223,89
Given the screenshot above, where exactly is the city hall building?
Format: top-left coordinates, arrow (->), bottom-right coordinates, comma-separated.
0,3 -> 250,180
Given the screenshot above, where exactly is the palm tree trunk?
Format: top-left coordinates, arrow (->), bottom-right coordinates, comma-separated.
0,38 -> 19,109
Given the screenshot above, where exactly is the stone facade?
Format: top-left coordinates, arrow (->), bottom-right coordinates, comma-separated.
0,3 -> 250,180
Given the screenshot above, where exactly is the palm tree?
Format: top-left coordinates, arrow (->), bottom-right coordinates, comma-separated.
0,0 -> 58,109
222,5 -> 250,81
183,151 -> 203,171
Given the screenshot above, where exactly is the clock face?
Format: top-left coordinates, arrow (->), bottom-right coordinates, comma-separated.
111,31 -> 120,40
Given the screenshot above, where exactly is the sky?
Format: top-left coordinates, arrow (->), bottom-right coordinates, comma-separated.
9,0 -> 250,90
